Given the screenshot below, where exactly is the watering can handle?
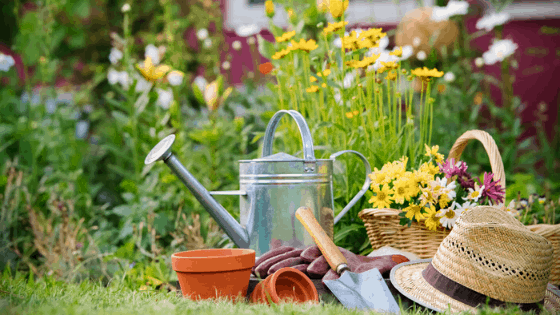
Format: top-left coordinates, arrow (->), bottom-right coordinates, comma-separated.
262,110 -> 316,161
330,150 -> 372,225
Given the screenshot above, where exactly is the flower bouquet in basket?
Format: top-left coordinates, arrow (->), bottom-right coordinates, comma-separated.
367,144 -> 506,231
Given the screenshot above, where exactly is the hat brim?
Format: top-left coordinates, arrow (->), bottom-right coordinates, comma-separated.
390,259 -> 560,314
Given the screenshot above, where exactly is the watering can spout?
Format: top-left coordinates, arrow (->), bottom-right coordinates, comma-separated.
144,134 -> 251,249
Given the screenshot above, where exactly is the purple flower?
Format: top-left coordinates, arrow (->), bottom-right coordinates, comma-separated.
438,158 -> 475,189
478,172 -> 505,204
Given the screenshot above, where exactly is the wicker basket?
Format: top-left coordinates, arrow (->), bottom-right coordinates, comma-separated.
358,130 -> 560,285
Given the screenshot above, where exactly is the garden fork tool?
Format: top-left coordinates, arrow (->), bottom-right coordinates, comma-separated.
296,206 -> 401,314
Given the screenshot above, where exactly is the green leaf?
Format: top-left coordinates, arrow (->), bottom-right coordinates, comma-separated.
73,0 -> 91,18
256,34 -> 275,60
112,205 -> 132,217
111,110 -> 129,126
191,81 -> 205,105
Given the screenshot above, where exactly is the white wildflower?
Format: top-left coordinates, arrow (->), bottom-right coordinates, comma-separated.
463,185 -> 485,202
135,75 -> 152,93
118,71 -> 130,90
121,3 -> 131,13
196,28 -> 209,41
0,53 -> 15,72
482,39 -> 518,65
247,36 -> 256,45
203,38 -> 213,48
343,71 -> 355,88
222,61 -> 231,70
145,44 -> 160,65
156,88 -> 173,109
475,57 -> 485,68
431,0 -> 469,22
235,24 -> 260,37
416,50 -> 427,60
107,68 -> 120,85
437,206 -> 461,229
109,48 -> 123,65
444,72 -> 455,82
75,120 -> 90,139
400,45 -> 414,61
167,70 -> 184,86
333,36 -> 342,48
412,37 -> 422,47
476,12 -> 510,32
232,40 -> 242,51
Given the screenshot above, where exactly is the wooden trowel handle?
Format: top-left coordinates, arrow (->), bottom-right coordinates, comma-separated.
296,207 -> 349,274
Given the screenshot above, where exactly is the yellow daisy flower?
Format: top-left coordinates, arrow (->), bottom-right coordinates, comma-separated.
290,39 -> 318,52
369,184 -> 394,209
329,0 -> 349,18
404,204 -> 424,222
424,205 -> 441,231
411,67 -> 444,81
378,61 -> 399,74
323,21 -> 349,36
271,47 -> 294,60
136,56 -> 171,82
393,178 -> 412,204
275,30 -> 296,43
306,85 -> 319,93
390,47 -> 403,57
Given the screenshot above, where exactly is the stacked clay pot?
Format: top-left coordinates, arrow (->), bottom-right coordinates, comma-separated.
251,267 -> 319,304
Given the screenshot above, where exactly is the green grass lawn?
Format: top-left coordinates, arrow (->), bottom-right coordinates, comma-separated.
0,271 -> 553,315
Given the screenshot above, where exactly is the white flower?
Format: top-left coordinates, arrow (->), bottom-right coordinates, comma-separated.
196,28 -> 209,41
463,185 -> 485,202
247,36 -> 256,45
371,51 -> 399,71
412,37 -> 421,47
135,75 -> 152,93
108,48 -> 123,65
75,120 -> 90,139
437,207 -> 461,229
482,39 -> 518,65
156,88 -> 173,109
222,61 -> 231,70
399,45 -> 414,61
118,71 -> 130,90
107,68 -> 120,85
406,116 -> 414,125
333,36 -> 342,48
45,99 -> 57,114
476,12 -> 510,32
194,76 -> 208,93
235,24 -> 260,37
145,44 -> 160,65
416,50 -> 427,60
167,70 -> 184,86
121,3 -> 131,12
475,57 -> 485,68
343,71 -> 355,88
444,72 -> 455,82
203,38 -> 213,48
0,53 -> 15,72
232,40 -> 242,51
368,36 -> 389,55
431,0 -> 469,22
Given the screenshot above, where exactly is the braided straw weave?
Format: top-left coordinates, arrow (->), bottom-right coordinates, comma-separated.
359,130 -> 560,285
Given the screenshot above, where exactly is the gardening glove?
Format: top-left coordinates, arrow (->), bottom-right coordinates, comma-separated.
252,246 -> 307,279
302,245 -> 409,281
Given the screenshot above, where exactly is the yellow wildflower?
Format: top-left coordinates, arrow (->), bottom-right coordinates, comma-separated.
378,61 -> 399,74
369,184 -> 394,209
329,0 -> 349,18
386,71 -> 397,81
322,69 -> 331,76
317,0 -> 328,12
310,76 -> 317,83
424,144 -> 445,163
393,178 -> 413,204
275,30 -> 296,43
345,112 -> 354,119
265,0 -> 275,18
271,47 -> 294,60
411,67 -> 444,80
323,21 -> 349,36
404,204 -> 424,222
136,56 -> 171,82
290,38 -> 318,52
321,83 -> 327,88
390,47 -> 403,57
359,28 -> 386,43
341,33 -> 360,50
346,55 -> 379,69
424,205 -> 441,231
439,193 -> 451,208
306,85 -> 319,93
420,162 -> 439,177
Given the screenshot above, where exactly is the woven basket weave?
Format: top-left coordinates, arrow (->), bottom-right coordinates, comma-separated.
358,130 -> 560,285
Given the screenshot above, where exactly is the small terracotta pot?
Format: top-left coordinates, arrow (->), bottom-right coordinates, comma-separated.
251,267 -> 319,304
172,248 -> 255,300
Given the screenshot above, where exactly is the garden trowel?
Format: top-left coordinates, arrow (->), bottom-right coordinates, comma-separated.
295,207 -> 401,314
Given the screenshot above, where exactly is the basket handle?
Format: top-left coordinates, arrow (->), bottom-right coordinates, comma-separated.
447,130 -> 506,191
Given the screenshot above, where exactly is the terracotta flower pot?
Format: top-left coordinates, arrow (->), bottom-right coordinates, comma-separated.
251,267 -> 319,304
172,248 -> 255,300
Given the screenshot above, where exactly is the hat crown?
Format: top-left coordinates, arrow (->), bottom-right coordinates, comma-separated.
432,206 -> 554,304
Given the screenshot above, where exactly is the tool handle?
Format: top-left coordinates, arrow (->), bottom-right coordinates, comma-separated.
296,207 -> 349,274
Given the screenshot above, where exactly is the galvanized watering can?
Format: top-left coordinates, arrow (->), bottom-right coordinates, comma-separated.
145,110 -> 371,257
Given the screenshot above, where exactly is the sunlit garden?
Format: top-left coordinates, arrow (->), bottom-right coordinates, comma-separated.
0,0 -> 559,314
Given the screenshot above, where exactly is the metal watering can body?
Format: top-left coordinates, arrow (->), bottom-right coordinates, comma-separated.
145,110 -> 371,257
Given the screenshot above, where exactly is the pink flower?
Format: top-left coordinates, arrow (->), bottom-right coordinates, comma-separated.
438,158 -> 475,190
478,172 -> 505,204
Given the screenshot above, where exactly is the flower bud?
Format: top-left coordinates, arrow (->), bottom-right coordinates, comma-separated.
121,3 -> 131,13
265,0 -> 275,18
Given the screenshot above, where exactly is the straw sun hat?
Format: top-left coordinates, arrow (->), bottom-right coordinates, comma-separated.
390,206 -> 560,314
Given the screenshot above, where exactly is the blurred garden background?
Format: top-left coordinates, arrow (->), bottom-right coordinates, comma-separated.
0,0 -> 559,292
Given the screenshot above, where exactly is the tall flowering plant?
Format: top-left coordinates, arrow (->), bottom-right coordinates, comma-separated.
368,145 -> 506,231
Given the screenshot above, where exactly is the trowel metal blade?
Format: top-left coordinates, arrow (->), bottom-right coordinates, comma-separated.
323,268 -> 400,314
